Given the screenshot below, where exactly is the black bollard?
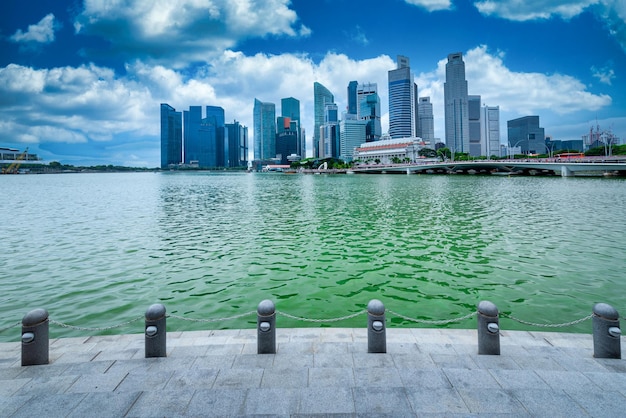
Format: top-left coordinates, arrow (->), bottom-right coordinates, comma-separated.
145,303 -> 167,358
592,303 -> 621,359
477,301 -> 500,355
257,300 -> 276,354
367,299 -> 386,353
21,308 -> 49,366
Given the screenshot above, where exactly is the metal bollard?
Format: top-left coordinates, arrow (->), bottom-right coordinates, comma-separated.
257,300 -> 276,354
592,303 -> 621,359
21,308 -> 49,366
145,303 -> 167,358
477,301 -> 500,355
367,299 -> 386,353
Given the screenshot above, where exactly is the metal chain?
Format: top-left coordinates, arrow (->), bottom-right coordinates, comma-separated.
501,313 -> 593,328
387,309 -> 478,325
167,311 -> 256,323
0,321 -> 22,334
276,310 -> 367,323
49,316 -> 144,331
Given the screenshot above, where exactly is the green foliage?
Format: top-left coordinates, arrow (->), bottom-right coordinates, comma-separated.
418,148 -> 437,158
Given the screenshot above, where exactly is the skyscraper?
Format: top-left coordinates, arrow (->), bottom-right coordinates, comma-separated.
225,120 -> 248,167
313,82 -> 334,158
322,103 -> 339,158
205,105 -> 225,166
281,97 -> 303,158
388,55 -> 416,139
417,97 -> 434,144
482,105 -> 500,157
339,114 -> 367,161
444,52 -> 470,155
357,82 -> 381,142
253,98 -> 276,160
468,95 -> 481,157
347,81 -> 358,115
160,103 -> 182,169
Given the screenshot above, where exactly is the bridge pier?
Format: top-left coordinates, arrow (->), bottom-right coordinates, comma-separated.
561,166 -> 573,177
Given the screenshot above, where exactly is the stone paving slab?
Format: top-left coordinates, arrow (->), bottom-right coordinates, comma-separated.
0,328 -> 624,416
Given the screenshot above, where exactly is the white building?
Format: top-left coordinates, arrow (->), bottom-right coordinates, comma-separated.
339,114 -> 367,161
481,105 -> 501,157
353,137 -> 425,164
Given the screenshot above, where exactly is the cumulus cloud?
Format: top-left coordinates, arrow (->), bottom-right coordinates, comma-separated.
10,13 -> 59,44
404,0 -> 452,12
74,0 -> 310,67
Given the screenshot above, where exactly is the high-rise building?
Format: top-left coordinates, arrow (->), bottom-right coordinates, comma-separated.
507,116 -> 545,155
444,52 -> 470,154
276,117 -> 299,164
468,95 -> 481,157
184,105 -> 223,168
357,83 -> 381,142
313,82 -> 334,158
321,103 -> 339,158
225,120 -> 248,168
339,113 -> 367,161
481,105 -> 500,157
347,81 -> 358,115
281,97 -> 303,158
206,105 -> 226,166
388,55 -> 416,139
417,97 -> 434,144
253,98 -> 276,160
160,103 -> 182,169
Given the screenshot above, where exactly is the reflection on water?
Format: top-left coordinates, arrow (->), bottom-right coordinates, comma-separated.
1,172 -> 624,340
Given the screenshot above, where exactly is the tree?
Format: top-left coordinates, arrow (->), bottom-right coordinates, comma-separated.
418,148 -> 437,158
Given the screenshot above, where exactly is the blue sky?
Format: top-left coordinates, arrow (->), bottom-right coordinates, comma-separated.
1,0 -> 625,166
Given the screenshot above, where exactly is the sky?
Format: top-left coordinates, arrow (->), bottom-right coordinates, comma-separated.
1,0 -> 625,167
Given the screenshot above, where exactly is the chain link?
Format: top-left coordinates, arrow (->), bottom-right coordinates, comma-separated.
501,313 -> 593,328
49,316 -> 144,331
167,311 -> 256,323
387,309 -> 477,325
0,321 -> 22,334
276,310 -> 367,323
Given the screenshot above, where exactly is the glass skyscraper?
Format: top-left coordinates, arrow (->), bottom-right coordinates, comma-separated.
160,103 -> 182,169
388,55 -> 416,139
281,97 -> 303,158
444,52 -> 470,154
183,106 -> 224,168
313,82 -> 334,158
253,98 -> 276,160
417,97 -> 434,144
225,120 -> 248,167
357,82 -> 381,142
347,81 -> 358,115
468,95 -> 482,157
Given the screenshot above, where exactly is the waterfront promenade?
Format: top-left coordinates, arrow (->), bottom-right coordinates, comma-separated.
1,327 -> 625,416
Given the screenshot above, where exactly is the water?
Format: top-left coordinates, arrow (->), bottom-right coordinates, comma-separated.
1,172 -> 624,341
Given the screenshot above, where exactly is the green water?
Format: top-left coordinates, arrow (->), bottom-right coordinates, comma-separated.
1,172 -> 624,341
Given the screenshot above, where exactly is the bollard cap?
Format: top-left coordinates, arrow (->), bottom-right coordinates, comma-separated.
22,308 -> 49,327
145,303 -> 166,320
478,301 -> 498,317
593,303 -> 619,320
257,299 -> 275,316
367,299 -> 385,316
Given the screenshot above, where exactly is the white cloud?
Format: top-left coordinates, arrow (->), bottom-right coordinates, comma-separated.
10,13 -> 59,44
74,0 -> 309,67
404,0 -> 453,12
474,0 -> 597,21
591,65 -> 616,85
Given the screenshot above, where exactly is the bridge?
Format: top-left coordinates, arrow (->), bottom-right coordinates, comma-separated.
349,158 -> 626,177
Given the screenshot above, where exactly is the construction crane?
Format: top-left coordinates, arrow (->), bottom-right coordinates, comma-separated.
1,147 -> 28,174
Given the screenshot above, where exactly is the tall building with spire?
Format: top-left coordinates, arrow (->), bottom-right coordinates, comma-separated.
444,52 -> 470,154
160,103 -> 182,169
253,98 -> 276,160
313,82 -> 334,158
388,55 -> 416,139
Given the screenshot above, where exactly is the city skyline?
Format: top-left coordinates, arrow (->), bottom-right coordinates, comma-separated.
1,1 -> 625,166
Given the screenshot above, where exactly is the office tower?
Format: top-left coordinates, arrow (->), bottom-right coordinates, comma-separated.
444,52 -> 470,154
417,97 -> 434,143
481,105 -> 500,157
507,116 -> 545,155
321,103 -> 339,158
276,116 -> 299,164
339,113 -> 367,161
253,98 -> 276,160
347,81 -> 358,115
281,97 -> 303,158
160,103 -> 182,169
414,83 -> 419,137
388,55 -> 416,139
225,120 -> 248,167
468,95 -> 481,157
313,82 -> 334,158
356,82 -> 381,142
205,105 -> 225,166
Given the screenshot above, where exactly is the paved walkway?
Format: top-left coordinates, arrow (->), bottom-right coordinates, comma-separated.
1,327 -> 625,417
